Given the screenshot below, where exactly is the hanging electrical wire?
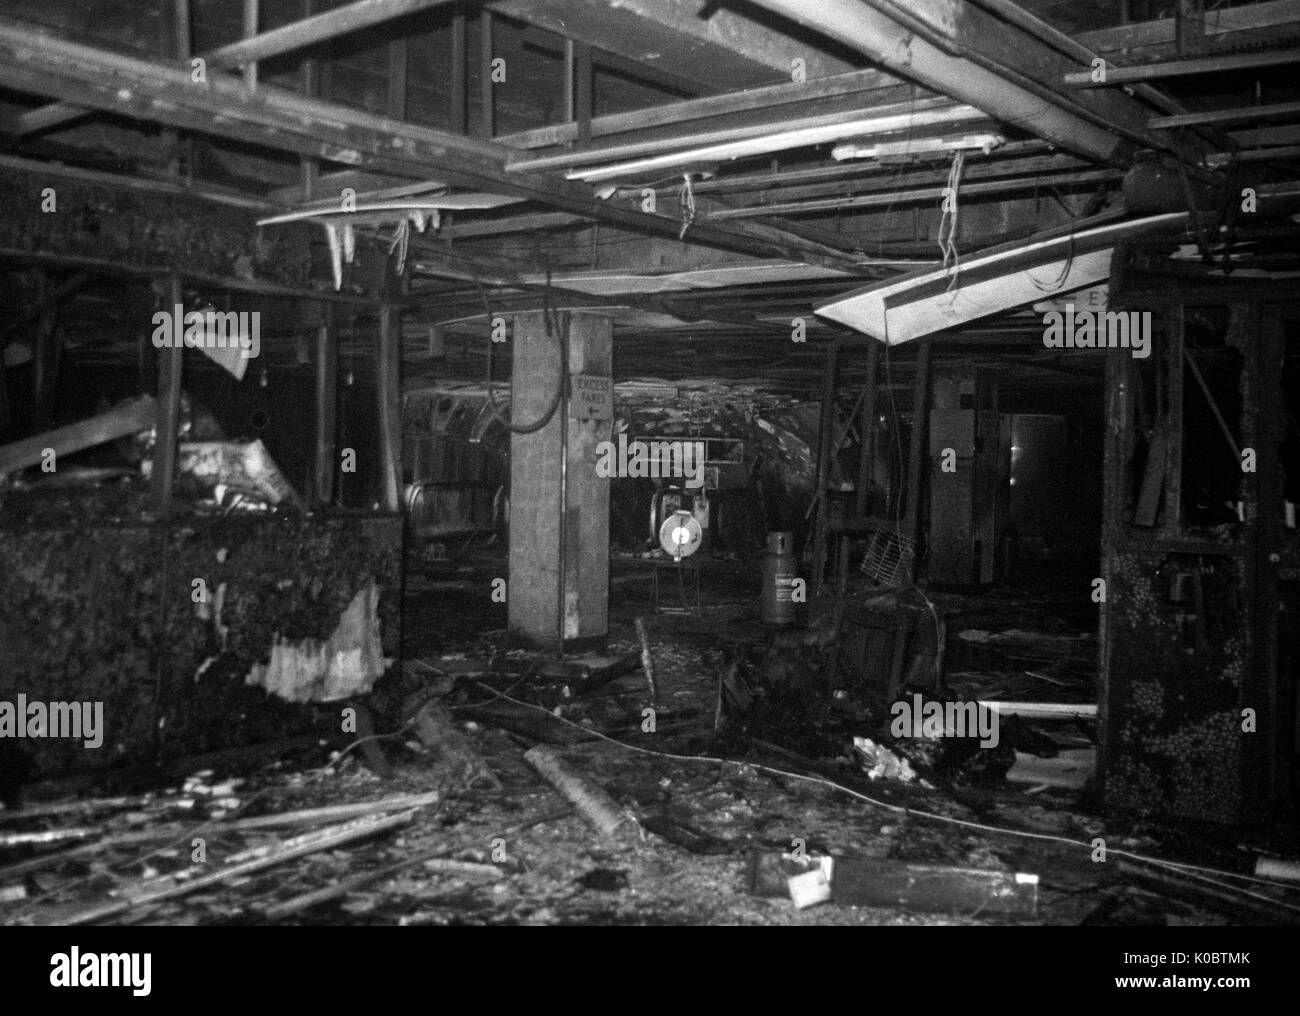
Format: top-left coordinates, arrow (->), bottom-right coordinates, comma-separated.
678,172 -> 697,240
937,148 -> 965,292
476,263 -> 568,435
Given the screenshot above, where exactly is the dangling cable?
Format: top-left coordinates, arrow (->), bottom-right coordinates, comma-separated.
937,149 -> 965,292
678,172 -> 697,241
477,264 -> 567,435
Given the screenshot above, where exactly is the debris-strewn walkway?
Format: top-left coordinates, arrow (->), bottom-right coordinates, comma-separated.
2,560 -> 1294,926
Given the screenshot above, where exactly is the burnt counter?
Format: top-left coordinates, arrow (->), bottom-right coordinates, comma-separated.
0,505 -> 402,783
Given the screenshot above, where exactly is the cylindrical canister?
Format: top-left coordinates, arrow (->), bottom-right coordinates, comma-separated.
761,531 -> 798,625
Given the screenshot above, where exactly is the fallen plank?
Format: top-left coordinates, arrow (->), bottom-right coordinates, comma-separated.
0,796 -> 139,823
523,745 -> 633,839
0,827 -> 99,848
978,701 -> 1097,720
543,652 -> 643,696
225,792 -> 440,831
634,617 -> 658,704
747,850 -> 1039,917
0,395 -> 156,476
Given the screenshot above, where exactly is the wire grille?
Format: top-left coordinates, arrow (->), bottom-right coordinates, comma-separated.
860,527 -> 914,587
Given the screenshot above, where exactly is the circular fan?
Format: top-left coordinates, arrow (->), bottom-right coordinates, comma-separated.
658,509 -> 702,560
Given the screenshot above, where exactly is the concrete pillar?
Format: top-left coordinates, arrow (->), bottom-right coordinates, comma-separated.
508,311 -> 612,652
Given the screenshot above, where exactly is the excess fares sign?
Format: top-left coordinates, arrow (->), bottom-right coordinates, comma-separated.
571,373 -> 613,421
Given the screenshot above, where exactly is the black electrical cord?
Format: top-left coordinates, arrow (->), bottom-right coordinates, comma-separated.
477,265 -> 568,434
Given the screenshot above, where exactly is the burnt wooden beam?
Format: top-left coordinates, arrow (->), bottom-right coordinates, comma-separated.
31,279 -> 61,434
1077,0 -> 1300,61
855,340 -> 880,517
1151,99 -> 1300,131
315,304 -> 338,507
18,0 -> 461,136
0,395 -> 158,477
811,339 -> 840,595
497,67 -> 904,151
450,11 -> 469,134
375,301 -> 402,512
489,0 -> 858,91
1162,305 -> 1184,530
747,0 -> 1192,167
0,18 -> 859,265
1066,47 -> 1300,87
388,37 -> 408,120
151,274 -> 185,513
904,339 -> 931,579
479,9 -> 495,140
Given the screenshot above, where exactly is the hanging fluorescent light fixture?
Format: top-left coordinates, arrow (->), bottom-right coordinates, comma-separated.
566,104 -> 988,183
831,132 -> 1006,161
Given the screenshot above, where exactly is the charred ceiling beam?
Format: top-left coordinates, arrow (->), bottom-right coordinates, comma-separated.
16,0 -> 462,137
1076,0 -> 1300,61
487,0 -> 861,92
742,0 -> 1189,169
704,169 -> 1120,220
496,68 -> 915,151
0,18 -> 863,269
1066,47 -> 1300,87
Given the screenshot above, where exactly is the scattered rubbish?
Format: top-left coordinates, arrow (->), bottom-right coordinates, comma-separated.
146,439 -> 301,509
747,850 -> 1039,918
852,737 -> 917,783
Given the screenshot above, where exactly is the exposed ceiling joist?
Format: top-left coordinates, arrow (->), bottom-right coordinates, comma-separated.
743,0 -> 1187,168
1151,100 -> 1300,131
488,0 -> 861,92
495,68 -> 914,150
0,17 -> 865,269
1066,47 -> 1300,87
1076,0 -> 1300,59
15,0 -> 461,138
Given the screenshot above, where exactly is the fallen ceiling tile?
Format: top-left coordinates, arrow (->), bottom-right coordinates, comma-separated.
814,212 -> 1190,343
